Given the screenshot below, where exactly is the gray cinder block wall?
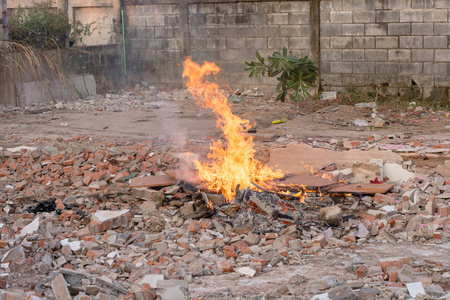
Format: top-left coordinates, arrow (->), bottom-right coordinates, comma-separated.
124,0 -> 450,100
320,0 -> 450,99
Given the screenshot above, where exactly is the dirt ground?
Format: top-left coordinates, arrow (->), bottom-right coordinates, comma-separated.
1,90 -> 449,146
0,88 -> 450,299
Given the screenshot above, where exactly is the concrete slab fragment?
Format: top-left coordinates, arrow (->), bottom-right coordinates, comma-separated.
268,143 -> 402,174
383,163 -> 416,182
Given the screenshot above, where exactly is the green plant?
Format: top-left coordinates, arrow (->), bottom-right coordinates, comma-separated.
9,1 -> 95,49
245,47 -> 318,102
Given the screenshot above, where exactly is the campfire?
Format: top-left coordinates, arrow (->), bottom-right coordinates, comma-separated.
182,57 -> 285,201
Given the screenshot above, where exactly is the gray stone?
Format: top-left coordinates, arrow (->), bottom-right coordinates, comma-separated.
328,286 -> 358,300
308,276 -> 336,290
319,206 -> 342,227
436,50 -> 450,62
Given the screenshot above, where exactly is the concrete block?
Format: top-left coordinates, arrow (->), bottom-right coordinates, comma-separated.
289,12 -> 310,24
237,27 -> 258,37
267,13 -> 289,25
353,11 -> 376,23
412,0 -> 435,8
156,50 -> 181,61
279,25 -> 301,36
435,24 -> 450,35
388,0 -> 412,9
247,38 -> 268,49
343,49 -> 365,61
154,4 -> 173,14
399,62 -> 423,74
423,9 -> 448,22
389,49 -> 411,61
226,38 -> 246,49
322,74 -> 343,86
237,2 -> 258,13
207,38 -> 226,49
257,26 -> 280,37
366,23 -> 388,35
354,62 -> 375,73
289,37 -> 310,49
321,49 -> 343,61
412,23 -> 433,35
135,16 -> 146,27
321,0 -> 342,10
436,50 -> 450,61
135,5 -> 153,16
424,63 -> 448,74
330,62 -> 353,73
343,24 -> 365,35
217,3 -> 238,14
342,0 -> 383,10
280,1 -> 310,12
321,11 -> 331,24
302,25 -> 311,36
353,37 -> 375,48
388,23 -> 411,35
19,74 -> 96,106
321,62 -> 331,73
321,37 -> 330,49
376,62 -> 399,74
137,27 -> 155,38
146,15 -> 165,26
267,37 -> 289,49
400,36 -> 423,48
411,75 -> 435,87
389,75 -> 413,86
330,37 -> 353,48
435,76 -> 450,87
330,11 -> 353,23
435,0 -> 450,7
206,15 -> 225,25
189,14 -> 206,26
321,24 -> 342,36
366,74 -> 390,85
412,49 -> 434,61
155,27 -> 180,38
400,10 -> 424,22
343,74 -> 366,86
365,49 -> 388,61
424,36 -> 447,48
376,10 -> 400,22
376,37 -> 399,48
257,2 -> 279,13
196,4 -> 215,14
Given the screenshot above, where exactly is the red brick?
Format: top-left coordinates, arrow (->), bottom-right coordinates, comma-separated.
217,261 -> 233,273
223,246 -> 238,259
379,257 -> 411,273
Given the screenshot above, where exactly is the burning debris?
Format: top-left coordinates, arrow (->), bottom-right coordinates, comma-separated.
0,70 -> 449,299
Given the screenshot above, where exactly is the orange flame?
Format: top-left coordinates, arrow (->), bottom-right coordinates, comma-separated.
182,57 -> 284,200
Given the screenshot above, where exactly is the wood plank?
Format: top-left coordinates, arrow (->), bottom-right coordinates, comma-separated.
129,175 -> 176,188
327,183 -> 394,194
267,174 -> 339,189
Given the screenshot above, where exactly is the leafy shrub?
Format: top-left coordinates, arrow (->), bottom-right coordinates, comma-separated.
9,1 -> 94,49
245,47 -> 318,102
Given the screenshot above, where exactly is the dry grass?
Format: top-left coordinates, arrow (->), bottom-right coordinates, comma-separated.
0,40 -> 81,103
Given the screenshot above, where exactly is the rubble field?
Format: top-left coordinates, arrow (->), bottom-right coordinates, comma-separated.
0,86 -> 449,300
